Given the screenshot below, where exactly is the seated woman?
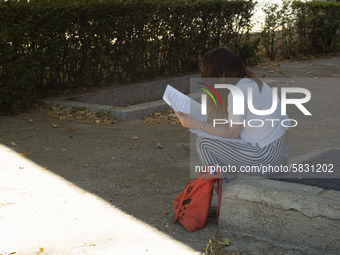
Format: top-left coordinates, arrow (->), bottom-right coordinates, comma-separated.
176,47 -> 290,189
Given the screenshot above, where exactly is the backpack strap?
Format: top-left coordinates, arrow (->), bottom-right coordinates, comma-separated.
215,177 -> 223,224
174,181 -> 192,223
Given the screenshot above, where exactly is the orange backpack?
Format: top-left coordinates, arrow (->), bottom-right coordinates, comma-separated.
173,165 -> 222,232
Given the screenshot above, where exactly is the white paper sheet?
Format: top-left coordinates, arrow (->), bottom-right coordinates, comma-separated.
163,85 -> 247,143
162,84 -> 205,121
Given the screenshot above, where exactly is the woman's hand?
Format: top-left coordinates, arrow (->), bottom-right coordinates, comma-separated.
174,111 -> 201,129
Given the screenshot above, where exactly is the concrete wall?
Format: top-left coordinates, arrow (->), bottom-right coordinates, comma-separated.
219,179 -> 340,255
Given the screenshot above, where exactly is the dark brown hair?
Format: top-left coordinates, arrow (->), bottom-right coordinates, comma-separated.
200,47 -> 263,118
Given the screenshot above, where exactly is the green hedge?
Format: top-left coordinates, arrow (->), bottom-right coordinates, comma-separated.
260,0 -> 340,60
0,0 -> 258,113
292,1 -> 340,55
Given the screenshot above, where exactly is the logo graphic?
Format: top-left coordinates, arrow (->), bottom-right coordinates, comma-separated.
197,82 -> 222,115
198,81 -> 311,128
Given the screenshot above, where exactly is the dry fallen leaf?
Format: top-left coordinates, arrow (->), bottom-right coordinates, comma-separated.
102,119 -> 112,124
48,105 -> 119,125
218,237 -> 232,246
110,106 -> 122,110
61,149 -> 67,152
18,152 -> 31,157
163,211 -> 169,215
167,113 -> 177,118
316,190 -> 327,196
37,247 -> 44,254
10,142 -> 17,147
131,136 -> 139,140
141,110 -> 180,126
83,164 -> 89,167
52,124 -> 59,128
68,128 -> 77,132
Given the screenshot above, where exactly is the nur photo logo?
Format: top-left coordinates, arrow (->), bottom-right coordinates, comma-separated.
196,82 -> 222,115
198,81 -> 312,128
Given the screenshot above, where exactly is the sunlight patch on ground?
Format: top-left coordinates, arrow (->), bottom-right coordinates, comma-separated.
0,144 -> 199,255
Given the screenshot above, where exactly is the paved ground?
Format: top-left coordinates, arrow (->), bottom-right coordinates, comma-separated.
0,56 -> 339,255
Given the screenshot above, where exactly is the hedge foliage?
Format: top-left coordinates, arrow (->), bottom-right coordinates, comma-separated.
0,0 -> 258,113
293,1 -> 340,55
0,0 -> 339,113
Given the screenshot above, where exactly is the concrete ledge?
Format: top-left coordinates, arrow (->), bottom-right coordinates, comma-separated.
38,88 -> 203,121
111,99 -> 170,121
111,92 -> 202,120
37,76 -> 278,121
38,99 -> 113,114
38,74 -> 200,106
39,98 -> 174,121
219,178 -> 340,255
37,74 -> 201,120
